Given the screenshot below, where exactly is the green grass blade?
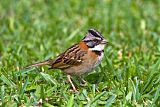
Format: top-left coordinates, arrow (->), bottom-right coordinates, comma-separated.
129,78 -> 136,101
43,103 -> 55,107
1,85 -> 5,104
40,85 -> 45,100
39,72 -> 57,85
20,76 -> 28,99
105,95 -> 117,107
86,91 -> 106,106
0,74 -> 16,87
15,67 -> 36,75
67,94 -> 74,107
152,85 -> 160,104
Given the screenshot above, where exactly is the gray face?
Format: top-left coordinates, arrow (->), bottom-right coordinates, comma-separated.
83,29 -> 108,51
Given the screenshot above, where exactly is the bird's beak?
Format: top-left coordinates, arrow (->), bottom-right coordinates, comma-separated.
101,39 -> 108,44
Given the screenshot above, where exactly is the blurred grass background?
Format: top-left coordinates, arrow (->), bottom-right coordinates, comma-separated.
0,0 -> 160,106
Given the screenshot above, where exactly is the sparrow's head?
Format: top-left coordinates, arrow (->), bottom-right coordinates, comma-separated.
83,29 -> 108,51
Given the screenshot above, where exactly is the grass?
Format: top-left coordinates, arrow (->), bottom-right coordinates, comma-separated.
0,0 -> 160,106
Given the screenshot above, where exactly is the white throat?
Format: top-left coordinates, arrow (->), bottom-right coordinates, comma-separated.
89,44 -> 105,51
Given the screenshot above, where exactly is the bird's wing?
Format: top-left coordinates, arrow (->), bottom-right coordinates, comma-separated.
50,44 -> 87,69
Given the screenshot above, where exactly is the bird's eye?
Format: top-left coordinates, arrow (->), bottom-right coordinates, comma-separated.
94,40 -> 99,44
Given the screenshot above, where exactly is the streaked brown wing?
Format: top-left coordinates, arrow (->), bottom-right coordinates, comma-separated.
50,44 -> 86,69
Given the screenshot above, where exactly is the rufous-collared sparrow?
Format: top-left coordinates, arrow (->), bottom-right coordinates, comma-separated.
27,29 -> 108,92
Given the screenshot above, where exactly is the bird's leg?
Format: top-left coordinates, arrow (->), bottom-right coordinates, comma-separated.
67,75 -> 78,93
79,76 -> 87,86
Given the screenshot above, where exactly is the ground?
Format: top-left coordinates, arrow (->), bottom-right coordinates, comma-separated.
0,0 -> 160,106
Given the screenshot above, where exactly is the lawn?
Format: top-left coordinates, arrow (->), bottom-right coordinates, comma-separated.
0,0 -> 160,106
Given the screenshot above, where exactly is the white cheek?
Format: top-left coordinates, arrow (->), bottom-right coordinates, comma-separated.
89,44 -> 105,51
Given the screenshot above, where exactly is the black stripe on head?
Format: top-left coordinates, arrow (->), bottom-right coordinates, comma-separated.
88,29 -> 103,39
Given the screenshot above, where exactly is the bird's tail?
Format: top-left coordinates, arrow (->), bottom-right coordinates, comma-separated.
26,59 -> 52,68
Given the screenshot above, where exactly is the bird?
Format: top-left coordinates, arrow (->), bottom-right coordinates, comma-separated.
27,29 -> 108,92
